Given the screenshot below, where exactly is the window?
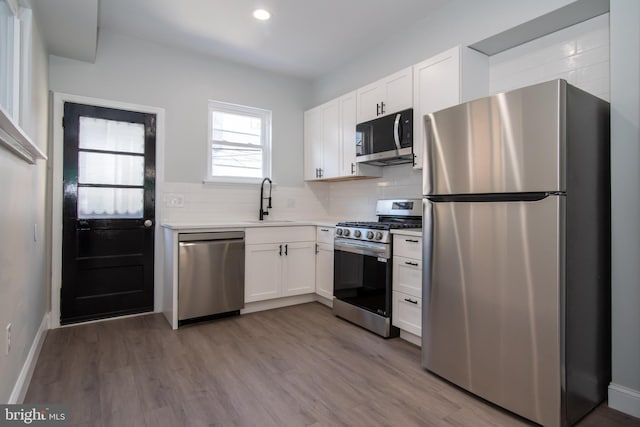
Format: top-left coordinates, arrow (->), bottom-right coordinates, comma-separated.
0,0 -> 20,119
207,100 -> 271,183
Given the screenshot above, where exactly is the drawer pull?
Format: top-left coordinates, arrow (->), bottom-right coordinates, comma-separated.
404,298 -> 418,305
320,228 -> 329,232
405,261 -> 419,267
405,239 -> 419,243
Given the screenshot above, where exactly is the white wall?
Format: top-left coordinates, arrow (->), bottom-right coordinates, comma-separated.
0,7 -> 49,402
609,0 -> 640,417
312,0 -> 576,105
490,13 -> 609,100
49,31 -> 331,223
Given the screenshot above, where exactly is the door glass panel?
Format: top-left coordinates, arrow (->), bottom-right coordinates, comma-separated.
79,117 -> 145,153
78,187 -> 144,219
78,152 -> 144,186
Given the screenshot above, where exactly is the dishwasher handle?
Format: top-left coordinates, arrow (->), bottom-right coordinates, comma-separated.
178,231 -> 244,243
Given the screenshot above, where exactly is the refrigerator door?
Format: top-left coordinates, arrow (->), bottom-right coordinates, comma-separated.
423,80 -> 565,196
422,196 -> 563,427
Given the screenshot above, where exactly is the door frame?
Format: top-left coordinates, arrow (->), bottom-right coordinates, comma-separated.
50,92 -> 166,329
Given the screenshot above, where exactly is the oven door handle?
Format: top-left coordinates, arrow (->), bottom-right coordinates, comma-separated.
334,239 -> 390,259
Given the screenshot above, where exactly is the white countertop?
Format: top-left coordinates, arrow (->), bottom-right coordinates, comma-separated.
161,218 -> 342,231
390,229 -> 423,237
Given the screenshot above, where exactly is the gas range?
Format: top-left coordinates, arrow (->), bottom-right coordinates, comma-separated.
335,199 -> 422,245
335,221 -> 421,244
333,199 -> 422,338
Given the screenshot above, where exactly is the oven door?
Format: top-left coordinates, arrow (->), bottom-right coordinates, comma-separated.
333,238 -> 392,317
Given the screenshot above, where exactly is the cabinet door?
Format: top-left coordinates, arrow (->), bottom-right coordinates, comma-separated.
245,243 -> 282,302
413,47 -> 461,170
340,92 -> 382,178
316,242 -> 334,300
321,100 -> 341,179
356,82 -> 385,123
392,291 -> 422,336
304,107 -> 323,180
282,241 -> 316,296
382,67 -> 413,116
392,255 -> 422,298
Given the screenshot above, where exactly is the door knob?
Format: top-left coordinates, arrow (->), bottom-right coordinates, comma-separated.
144,219 -> 153,228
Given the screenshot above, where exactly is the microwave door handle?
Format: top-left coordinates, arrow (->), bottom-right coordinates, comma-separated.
393,113 -> 402,151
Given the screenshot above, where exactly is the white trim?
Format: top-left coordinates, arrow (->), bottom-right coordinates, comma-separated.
240,294 -> 316,314
8,312 -> 49,404
608,383 -> 640,419
50,92 -> 165,329
206,99 -> 272,182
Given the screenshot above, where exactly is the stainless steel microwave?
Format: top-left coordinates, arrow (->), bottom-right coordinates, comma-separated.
355,108 -> 413,166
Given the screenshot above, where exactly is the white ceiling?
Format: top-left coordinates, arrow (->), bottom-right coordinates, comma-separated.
35,0 -> 450,79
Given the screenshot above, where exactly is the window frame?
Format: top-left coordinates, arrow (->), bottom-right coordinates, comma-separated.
205,100 -> 272,184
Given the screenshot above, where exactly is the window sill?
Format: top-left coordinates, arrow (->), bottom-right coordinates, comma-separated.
203,177 -> 275,186
0,105 -> 47,164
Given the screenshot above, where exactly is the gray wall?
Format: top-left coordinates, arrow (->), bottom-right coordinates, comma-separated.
609,0 -> 640,415
312,0 -> 575,105
0,9 -> 49,402
49,31 -> 313,187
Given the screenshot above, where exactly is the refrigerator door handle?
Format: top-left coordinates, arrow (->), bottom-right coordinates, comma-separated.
427,192 -> 558,203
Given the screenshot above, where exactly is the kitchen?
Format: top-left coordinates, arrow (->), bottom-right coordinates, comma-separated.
1,0 -> 639,426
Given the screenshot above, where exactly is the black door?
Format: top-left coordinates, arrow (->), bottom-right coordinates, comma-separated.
61,102 -> 156,324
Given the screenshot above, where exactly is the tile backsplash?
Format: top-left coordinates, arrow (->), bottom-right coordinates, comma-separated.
489,13 -> 609,100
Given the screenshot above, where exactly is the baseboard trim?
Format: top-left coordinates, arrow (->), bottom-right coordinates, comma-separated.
241,294 -> 316,314
8,312 -> 49,404
608,383 -> 640,419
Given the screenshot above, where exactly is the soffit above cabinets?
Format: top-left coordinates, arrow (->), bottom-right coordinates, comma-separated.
32,0 -> 98,63
469,0 -> 609,56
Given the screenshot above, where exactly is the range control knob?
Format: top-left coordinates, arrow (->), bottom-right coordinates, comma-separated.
354,230 -> 362,238
366,231 -> 374,239
343,229 -> 350,237
375,231 -> 383,240
336,228 -> 343,236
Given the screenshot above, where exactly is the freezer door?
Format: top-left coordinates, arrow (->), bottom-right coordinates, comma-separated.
423,80 -> 565,195
422,196 -> 563,427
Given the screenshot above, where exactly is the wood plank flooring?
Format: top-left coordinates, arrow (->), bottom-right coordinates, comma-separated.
25,303 -> 640,427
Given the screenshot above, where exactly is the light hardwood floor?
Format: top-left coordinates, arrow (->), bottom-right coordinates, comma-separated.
25,303 -> 639,427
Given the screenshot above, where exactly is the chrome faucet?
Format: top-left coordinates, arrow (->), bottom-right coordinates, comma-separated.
259,177 -> 272,220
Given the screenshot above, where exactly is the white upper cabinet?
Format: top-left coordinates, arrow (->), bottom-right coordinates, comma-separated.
304,91 -> 380,181
356,67 -> 413,123
303,99 -> 340,180
413,46 -> 489,170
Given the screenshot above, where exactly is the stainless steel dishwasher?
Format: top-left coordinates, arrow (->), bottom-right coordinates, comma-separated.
178,231 -> 245,323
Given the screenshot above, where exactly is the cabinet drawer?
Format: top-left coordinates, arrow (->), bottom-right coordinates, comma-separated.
246,226 -> 315,244
393,235 -> 422,258
392,255 -> 422,297
392,291 -> 422,336
316,226 -> 335,245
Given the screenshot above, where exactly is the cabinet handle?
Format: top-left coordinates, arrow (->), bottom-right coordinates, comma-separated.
285,244 -> 288,256
315,243 -> 319,254
351,163 -> 355,175
404,298 -> 418,305
405,261 -> 419,267
279,244 -> 283,256
319,168 -> 323,178
376,103 -> 380,116
320,228 -> 329,232
405,239 -> 419,243
380,101 -> 385,115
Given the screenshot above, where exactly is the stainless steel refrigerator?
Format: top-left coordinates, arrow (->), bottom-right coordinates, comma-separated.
421,80 -> 610,427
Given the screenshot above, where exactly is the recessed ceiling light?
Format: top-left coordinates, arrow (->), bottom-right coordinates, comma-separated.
253,9 -> 271,21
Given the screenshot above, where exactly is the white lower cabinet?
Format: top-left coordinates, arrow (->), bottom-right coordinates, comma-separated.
245,227 -> 316,303
392,291 -> 422,336
392,234 -> 423,337
315,242 -> 334,300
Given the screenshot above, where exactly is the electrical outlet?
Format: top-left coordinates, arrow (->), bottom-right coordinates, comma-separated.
6,323 -> 11,355
164,193 -> 184,208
